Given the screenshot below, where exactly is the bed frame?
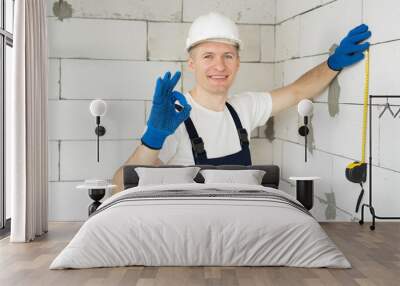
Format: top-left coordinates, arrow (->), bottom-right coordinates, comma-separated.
123,164 -> 280,190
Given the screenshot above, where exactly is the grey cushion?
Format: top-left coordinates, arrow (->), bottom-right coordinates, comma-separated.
123,164 -> 280,190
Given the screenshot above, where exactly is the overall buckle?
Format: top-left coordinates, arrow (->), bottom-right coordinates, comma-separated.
238,128 -> 249,145
191,137 -> 205,157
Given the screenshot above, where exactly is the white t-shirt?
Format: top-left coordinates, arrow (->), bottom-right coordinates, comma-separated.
144,91 -> 273,165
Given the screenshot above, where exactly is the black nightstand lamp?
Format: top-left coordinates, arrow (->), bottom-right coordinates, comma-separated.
89,99 -> 107,162
289,176 -> 320,210
297,99 -> 314,162
77,180 -> 116,216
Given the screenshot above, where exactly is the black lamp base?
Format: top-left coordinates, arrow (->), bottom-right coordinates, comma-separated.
88,188 -> 105,216
296,180 -> 314,210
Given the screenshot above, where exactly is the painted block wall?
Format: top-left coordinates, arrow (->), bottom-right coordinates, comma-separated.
47,0 -> 275,221
48,0 -> 400,223
275,0 -> 400,221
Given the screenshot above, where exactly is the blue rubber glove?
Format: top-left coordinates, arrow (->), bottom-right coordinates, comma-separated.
327,24 -> 371,71
141,71 -> 192,150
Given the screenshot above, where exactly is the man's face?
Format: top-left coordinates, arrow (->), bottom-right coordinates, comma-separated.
188,41 -> 240,95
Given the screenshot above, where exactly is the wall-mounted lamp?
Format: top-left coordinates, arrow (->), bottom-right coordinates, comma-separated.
297,99 -> 314,162
89,99 -> 107,162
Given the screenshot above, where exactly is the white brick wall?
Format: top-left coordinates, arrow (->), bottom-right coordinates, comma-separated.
47,0 -> 183,22
275,17 -> 300,61
148,23 -> 190,61
369,41 -> 400,95
276,0 -> 321,23
48,100 -> 146,140
310,103 -> 379,162
48,0 -> 400,222
47,0 -> 275,221
48,59 -> 60,99
61,60 -> 181,100
299,0 -> 362,57
273,106 -> 299,142
48,18 -> 147,60
60,141 -> 140,181
261,26 -> 275,62
48,182 -> 93,221
183,0 -> 275,24
48,141 -> 59,181
249,139 -> 273,164
238,25 -> 262,62
364,0 -> 400,44
275,0 -> 400,222
273,62 -> 284,89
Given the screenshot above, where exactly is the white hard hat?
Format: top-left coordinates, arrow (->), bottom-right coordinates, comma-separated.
186,12 -> 242,51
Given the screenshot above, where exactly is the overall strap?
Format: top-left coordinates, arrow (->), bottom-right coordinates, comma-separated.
226,102 -> 249,146
175,104 -> 206,158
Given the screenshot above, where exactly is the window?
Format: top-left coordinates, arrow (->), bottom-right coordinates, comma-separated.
0,0 -> 14,235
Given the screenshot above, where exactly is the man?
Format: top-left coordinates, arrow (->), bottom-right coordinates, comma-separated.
112,12 -> 371,193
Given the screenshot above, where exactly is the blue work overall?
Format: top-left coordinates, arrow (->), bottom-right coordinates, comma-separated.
175,102 -> 252,166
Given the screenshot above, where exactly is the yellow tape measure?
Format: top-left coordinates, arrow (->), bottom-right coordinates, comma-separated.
345,49 -> 369,184
361,49 -> 369,163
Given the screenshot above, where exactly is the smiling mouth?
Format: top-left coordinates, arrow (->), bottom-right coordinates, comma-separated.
208,75 -> 229,80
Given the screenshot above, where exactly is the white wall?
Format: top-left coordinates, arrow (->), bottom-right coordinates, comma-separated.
275,0 -> 400,221
48,0 -> 400,223
47,0 -> 275,221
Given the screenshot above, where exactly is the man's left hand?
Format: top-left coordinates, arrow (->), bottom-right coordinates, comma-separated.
327,24 -> 372,71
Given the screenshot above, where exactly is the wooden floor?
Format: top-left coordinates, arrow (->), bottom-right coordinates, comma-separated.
0,222 -> 399,286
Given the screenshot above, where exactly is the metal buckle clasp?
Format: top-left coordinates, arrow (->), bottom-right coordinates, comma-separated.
191,137 -> 205,157
238,128 -> 249,145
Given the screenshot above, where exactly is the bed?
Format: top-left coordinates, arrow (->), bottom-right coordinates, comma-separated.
49,164 -> 350,269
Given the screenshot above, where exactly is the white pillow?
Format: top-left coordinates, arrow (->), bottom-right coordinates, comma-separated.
135,167 -> 201,186
200,169 -> 266,185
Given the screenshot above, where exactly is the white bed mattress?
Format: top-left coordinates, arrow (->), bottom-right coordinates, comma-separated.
49,183 -> 351,269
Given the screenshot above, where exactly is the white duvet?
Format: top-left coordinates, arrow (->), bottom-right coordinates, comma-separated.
50,183 -> 351,269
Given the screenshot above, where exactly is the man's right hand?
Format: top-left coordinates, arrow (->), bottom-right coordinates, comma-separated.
327,24 -> 371,71
141,71 -> 192,150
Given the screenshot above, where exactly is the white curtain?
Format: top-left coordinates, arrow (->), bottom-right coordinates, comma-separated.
7,0 -> 48,242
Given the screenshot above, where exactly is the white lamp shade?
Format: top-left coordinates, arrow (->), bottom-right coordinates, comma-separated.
90,99 -> 107,117
297,99 -> 314,116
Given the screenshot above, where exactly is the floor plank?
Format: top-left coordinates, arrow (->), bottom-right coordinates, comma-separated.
0,222 -> 399,286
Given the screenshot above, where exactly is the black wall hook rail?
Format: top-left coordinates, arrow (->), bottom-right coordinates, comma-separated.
360,95 -> 400,231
